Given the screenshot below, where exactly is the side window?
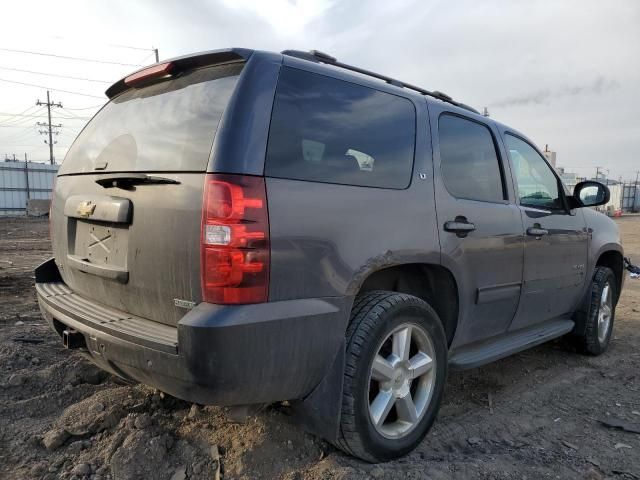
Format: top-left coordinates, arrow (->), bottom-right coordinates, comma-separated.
266,67 -> 416,189
505,134 -> 562,210
438,114 -> 505,203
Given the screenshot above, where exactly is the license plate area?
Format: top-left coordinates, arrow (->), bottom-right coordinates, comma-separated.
66,219 -> 130,282
72,221 -> 128,267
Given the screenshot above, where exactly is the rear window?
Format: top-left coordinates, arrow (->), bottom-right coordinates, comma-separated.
59,63 -> 242,174
438,114 -> 505,203
265,67 -> 416,189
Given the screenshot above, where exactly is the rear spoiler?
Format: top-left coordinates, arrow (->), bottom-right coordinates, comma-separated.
105,48 -> 254,99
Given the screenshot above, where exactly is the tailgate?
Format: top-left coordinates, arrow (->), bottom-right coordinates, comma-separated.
50,62 -> 243,326
51,173 -> 203,326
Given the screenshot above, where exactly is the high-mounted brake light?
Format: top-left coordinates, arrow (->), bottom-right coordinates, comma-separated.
201,174 -> 269,304
124,62 -> 174,86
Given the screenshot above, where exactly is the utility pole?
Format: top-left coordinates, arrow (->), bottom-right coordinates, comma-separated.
595,166 -> 609,183
36,91 -> 62,165
24,157 -> 30,200
633,170 -> 640,213
153,47 -> 159,63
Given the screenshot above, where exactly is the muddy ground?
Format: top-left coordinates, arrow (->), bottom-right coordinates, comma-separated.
1,216 -> 639,480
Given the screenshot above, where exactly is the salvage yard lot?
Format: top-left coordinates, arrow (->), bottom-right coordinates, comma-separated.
1,217 -> 639,480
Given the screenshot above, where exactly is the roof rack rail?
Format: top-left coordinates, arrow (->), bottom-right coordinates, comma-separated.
281,49 -> 479,114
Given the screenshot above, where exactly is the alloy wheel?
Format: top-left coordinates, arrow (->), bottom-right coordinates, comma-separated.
367,323 -> 436,439
597,282 -> 612,344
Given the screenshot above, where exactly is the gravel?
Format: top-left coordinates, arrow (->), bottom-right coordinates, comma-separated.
2,216 -> 640,480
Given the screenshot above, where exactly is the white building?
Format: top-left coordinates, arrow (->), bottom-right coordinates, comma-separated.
0,161 -> 58,216
542,144 -> 557,168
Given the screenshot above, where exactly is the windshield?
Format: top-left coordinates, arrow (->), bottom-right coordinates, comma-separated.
59,63 -> 242,174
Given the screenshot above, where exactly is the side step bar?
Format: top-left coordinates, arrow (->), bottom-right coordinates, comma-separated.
449,318 -> 574,370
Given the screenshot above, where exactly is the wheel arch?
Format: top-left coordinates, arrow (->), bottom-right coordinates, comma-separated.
355,263 -> 459,346
294,262 -> 458,445
595,249 -> 624,302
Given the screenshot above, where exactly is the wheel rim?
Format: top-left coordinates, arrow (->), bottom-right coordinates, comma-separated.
597,282 -> 613,344
367,322 -> 436,439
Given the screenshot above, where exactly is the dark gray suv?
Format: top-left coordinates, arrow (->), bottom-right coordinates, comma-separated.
36,48 -> 624,462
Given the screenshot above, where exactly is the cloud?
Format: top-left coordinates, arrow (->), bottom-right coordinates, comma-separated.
2,0 -> 639,179
491,76 -> 620,108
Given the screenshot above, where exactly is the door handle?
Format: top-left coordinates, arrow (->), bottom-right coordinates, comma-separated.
444,219 -> 476,237
527,226 -> 549,237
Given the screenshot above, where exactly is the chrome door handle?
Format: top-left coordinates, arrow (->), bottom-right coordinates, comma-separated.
444,221 -> 476,232
527,227 -> 548,237
444,220 -> 476,238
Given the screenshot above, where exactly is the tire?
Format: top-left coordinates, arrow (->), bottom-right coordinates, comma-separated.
566,266 -> 617,355
335,291 -> 448,462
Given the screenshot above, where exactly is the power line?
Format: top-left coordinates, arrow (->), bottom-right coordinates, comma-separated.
0,117 -> 37,128
47,35 -> 155,53
62,104 -> 104,111
6,104 -> 40,117
0,111 -> 89,120
0,115 -> 90,124
0,78 -> 104,99
1,123 -> 40,135
108,42 -> 156,52
0,112 -> 45,118
0,127 -> 42,144
0,110 -> 46,127
0,66 -> 112,84
54,115 -> 92,120
58,124 -> 81,131
58,107 -> 93,119
0,136 -> 40,147
136,51 -> 156,65
0,143 -> 70,147
0,105 -> 43,125
0,47 -> 143,67
0,129 -> 41,146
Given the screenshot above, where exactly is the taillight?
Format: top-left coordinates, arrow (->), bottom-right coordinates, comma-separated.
201,174 -> 269,304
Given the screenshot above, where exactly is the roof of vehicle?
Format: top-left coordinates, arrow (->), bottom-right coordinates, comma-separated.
103,48 -> 550,175
280,50 -> 480,114
106,48 -> 480,115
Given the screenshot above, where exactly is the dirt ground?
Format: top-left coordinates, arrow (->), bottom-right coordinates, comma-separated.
1,216 -> 639,480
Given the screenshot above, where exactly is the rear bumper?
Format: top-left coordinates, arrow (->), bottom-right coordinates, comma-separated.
35,258 -> 350,405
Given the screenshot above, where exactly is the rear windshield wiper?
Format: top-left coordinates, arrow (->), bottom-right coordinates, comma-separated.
95,174 -> 181,189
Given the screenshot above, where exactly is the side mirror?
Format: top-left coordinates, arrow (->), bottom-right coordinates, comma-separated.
573,181 -> 610,207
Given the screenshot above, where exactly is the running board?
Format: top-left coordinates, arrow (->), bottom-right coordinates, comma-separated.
449,318 -> 575,370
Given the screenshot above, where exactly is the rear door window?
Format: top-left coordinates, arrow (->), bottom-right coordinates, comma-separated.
266,67 -> 416,189
438,114 -> 506,203
59,63 -> 243,174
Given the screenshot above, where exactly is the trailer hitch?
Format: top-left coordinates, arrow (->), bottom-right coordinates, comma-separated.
62,329 -> 86,349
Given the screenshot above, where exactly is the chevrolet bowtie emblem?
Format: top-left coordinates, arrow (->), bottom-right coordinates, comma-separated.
77,201 -> 96,218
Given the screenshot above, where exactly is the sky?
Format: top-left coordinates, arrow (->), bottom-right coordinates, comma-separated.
1,0 -> 638,181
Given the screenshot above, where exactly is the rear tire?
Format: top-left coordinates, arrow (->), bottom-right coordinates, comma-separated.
335,291 -> 447,462
566,266 -> 617,355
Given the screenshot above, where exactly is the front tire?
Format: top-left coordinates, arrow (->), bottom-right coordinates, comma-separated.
567,266 -> 617,355
336,291 -> 448,462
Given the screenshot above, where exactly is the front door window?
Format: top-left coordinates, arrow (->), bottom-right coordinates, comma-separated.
505,134 -> 563,211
